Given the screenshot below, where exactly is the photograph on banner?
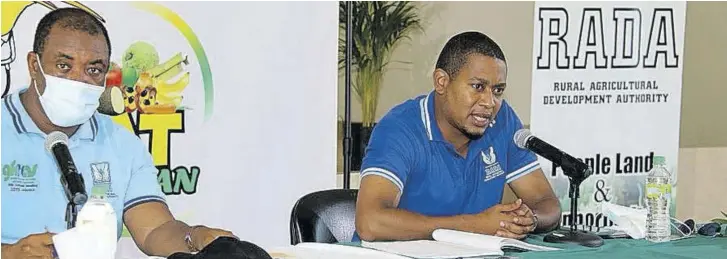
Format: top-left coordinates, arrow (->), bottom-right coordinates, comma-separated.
3,0 -> 338,256
529,1 -> 686,229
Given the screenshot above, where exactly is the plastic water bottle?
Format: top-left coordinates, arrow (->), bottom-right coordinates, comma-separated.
645,156 -> 671,242
75,184 -> 118,258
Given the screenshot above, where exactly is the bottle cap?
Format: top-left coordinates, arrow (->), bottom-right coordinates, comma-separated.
653,156 -> 666,166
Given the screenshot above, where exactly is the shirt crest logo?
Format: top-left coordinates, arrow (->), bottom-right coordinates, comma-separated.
482,147 -> 505,182
90,162 -> 111,184
482,146 -> 497,165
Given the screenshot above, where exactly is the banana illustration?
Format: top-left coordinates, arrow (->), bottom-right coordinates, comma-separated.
2,2 -> 57,37
147,52 -> 189,81
154,71 -> 190,108
155,60 -> 186,82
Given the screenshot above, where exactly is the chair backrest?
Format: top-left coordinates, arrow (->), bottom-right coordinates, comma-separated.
289,189 -> 358,245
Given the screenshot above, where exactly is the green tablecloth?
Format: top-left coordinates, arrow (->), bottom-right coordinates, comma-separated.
343,235 -> 727,259
512,234 -> 727,259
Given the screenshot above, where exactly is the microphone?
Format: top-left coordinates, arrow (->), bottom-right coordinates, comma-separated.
45,131 -> 88,206
514,129 -> 593,183
515,129 -> 604,247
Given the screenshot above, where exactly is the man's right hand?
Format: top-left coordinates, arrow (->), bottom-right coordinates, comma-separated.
2,232 -> 56,259
471,199 -> 525,237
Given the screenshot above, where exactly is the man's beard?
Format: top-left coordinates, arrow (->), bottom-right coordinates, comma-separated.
461,124 -> 486,140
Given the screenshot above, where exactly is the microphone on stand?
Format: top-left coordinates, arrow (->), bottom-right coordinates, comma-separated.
45,131 -> 88,229
513,129 -> 604,248
514,129 -> 592,184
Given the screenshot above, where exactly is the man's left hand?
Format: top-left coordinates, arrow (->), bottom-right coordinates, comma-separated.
496,202 -> 537,239
191,226 -> 238,251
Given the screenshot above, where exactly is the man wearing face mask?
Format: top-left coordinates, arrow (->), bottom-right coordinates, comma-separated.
354,31 -> 562,242
1,8 -> 236,258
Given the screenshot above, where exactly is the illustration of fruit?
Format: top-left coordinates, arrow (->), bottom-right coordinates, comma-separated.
105,62 -> 122,87
127,72 -> 154,113
137,86 -> 157,114
141,103 -> 177,114
98,86 -> 125,116
134,72 -> 155,93
121,65 -> 139,87
155,72 -> 189,108
147,52 -> 189,82
123,85 -> 138,113
123,41 -> 159,72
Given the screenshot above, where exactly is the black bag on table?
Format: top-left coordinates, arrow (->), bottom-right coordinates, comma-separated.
168,237 -> 273,259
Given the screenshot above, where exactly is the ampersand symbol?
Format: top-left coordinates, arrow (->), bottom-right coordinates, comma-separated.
594,179 -> 611,202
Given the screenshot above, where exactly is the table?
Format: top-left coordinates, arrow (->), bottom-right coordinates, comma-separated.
336,234 -> 727,259
508,234 -> 727,259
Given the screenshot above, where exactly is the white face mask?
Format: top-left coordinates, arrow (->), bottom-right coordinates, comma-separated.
600,202 -> 648,239
34,55 -> 105,127
600,201 -> 693,241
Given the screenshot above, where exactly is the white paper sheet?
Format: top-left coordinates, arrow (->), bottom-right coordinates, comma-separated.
52,225 -> 114,259
362,240 -> 502,259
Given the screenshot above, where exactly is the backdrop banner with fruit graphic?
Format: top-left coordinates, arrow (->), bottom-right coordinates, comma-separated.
529,1 -> 686,231
1,1 -> 338,257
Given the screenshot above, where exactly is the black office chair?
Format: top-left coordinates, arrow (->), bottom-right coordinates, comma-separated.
289,189 -> 358,245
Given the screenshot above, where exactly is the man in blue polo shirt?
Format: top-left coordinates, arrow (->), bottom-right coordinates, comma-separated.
1,8 -> 235,258
355,31 -> 562,242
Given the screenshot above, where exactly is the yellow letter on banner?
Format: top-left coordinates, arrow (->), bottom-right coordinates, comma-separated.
110,113 -> 136,134
137,113 -> 183,167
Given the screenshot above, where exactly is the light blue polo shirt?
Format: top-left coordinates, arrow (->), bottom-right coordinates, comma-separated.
1,88 -> 166,244
353,91 -> 540,241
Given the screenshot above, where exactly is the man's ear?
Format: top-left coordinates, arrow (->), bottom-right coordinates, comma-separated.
27,52 -> 40,78
27,52 -> 46,94
433,68 -> 449,94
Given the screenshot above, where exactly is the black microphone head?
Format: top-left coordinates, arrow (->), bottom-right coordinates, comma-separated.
45,131 -> 69,153
514,129 -> 533,149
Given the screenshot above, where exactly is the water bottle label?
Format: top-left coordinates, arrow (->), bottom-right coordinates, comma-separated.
91,184 -> 110,200
646,183 -> 671,199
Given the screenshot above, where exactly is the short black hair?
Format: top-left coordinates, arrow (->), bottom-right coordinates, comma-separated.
33,8 -> 110,57
435,31 -> 506,77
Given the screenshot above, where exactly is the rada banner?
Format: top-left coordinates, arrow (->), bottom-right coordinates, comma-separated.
530,1 -> 686,229
2,1 -> 338,257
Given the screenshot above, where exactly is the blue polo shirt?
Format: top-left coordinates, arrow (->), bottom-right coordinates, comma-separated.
354,91 -> 540,240
1,88 -> 166,244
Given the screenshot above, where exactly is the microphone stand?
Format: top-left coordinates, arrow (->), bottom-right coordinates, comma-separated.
543,167 -> 604,247
342,0 -> 353,190
60,174 -> 88,229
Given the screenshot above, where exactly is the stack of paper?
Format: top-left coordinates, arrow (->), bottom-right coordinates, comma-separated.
363,240 -> 501,258
361,229 -> 561,259
267,242 -> 410,259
